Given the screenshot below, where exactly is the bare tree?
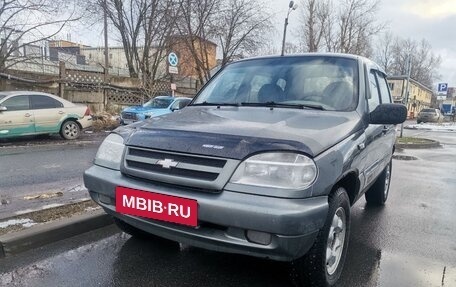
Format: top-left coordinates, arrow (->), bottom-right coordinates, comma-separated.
0,0 -> 79,73
176,0 -> 221,83
298,0 -> 330,52
101,0 -> 179,83
378,36 -> 441,88
297,0 -> 384,56
216,0 -> 271,66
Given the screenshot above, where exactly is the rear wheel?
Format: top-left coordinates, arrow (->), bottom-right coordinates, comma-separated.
60,120 -> 81,140
291,187 -> 351,287
365,160 -> 392,206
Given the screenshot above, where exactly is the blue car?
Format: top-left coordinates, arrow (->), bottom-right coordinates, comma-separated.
120,96 -> 192,125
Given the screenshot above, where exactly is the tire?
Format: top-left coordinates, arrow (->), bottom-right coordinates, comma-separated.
291,187 -> 351,287
60,120 -> 81,140
365,160 -> 392,206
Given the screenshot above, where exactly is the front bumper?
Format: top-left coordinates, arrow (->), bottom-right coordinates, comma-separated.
84,165 -> 329,261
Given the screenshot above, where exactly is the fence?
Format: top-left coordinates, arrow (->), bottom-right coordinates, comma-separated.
0,61 -> 198,113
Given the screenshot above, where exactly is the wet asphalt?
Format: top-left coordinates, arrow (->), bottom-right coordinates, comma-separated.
0,133 -> 106,219
0,128 -> 455,286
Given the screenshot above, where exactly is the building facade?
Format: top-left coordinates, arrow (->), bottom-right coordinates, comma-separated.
387,76 -> 433,118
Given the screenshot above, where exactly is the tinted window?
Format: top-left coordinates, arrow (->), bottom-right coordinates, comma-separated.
179,99 -> 191,109
421,109 -> 435,113
377,73 -> 391,104
31,95 -> 63,109
368,71 -> 380,111
2,96 -> 30,111
194,57 -> 359,111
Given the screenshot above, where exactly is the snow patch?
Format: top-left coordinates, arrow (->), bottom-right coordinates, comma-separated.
0,218 -> 37,228
405,122 -> 456,131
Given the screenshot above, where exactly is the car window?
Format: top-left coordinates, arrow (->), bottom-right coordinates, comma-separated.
194,56 -> 358,111
1,95 -> 30,111
143,98 -> 173,108
178,99 -> 191,109
367,71 -> 380,111
421,108 -> 434,113
376,72 -> 391,104
0,95 -> 5,102
30,95 -> 64,109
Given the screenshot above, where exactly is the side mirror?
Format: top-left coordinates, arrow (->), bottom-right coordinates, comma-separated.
0,106 -> 7,112
171,107 -> 180,112
370,103 -> 407,125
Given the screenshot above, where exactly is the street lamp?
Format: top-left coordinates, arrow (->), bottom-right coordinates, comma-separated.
281,1 -> 298,56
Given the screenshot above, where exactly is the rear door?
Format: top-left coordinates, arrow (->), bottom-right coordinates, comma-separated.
0,95 -> 35,137
30,95 -> 65,133
362,70 -> 385,186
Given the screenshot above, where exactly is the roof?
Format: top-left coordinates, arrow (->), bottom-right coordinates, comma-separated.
387,76 -> 433,93
0,91 -> 56,97
230,53 -> 385,74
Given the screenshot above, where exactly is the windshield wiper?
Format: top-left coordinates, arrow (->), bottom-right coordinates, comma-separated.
190,101 -> 240,107
240,102 -> 325,110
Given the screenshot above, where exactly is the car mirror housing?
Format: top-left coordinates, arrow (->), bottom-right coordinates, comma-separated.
370,103 -> 407,125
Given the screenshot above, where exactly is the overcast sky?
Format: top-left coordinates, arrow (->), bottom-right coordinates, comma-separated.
66,0 -> 455,89
269,0 -> 456,90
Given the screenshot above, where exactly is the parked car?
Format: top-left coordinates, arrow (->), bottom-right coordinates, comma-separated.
84,54 -> 407,286
120,96 -> 192,125
0,91 -> 92,140
416,108 -> 442,123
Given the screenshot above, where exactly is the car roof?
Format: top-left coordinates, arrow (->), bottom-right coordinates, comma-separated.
0,91 -> 73,105
0,91 -> 56,96
231,53 -> 386,75
154,96 -> 192,100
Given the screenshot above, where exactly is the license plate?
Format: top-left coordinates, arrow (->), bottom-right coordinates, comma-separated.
116,186 -> 198,227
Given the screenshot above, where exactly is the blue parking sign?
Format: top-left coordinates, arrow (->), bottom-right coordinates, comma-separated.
438,83 -> 448,93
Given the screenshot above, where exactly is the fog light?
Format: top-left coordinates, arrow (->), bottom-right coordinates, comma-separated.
98,194 -> 113,205
246,230 -> 272,245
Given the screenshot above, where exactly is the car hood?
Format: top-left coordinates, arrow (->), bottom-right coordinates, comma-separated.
122,106 -> 363,159
123,106 -> 168,114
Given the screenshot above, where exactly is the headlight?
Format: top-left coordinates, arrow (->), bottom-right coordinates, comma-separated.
230,152 -> 317,189
94,133 -> 125,170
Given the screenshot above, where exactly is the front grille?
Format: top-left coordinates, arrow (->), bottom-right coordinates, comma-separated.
122,147 -> 239,190
121,112 -> 137,120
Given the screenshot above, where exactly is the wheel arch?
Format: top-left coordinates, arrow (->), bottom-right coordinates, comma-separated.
332,170 -> 361,206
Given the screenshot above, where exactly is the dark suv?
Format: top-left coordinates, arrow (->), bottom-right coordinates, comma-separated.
84,54 -> 406,286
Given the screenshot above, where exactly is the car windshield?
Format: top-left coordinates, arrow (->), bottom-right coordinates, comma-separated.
193,56 -> 359,111
143,98 -> 173,109
421,109 -> 435,113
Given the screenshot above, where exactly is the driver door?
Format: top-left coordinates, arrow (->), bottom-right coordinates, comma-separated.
0,95 -> 35,137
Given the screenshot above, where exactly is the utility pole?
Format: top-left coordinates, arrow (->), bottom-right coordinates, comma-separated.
400,54 -> 411,138
103,0 -> 109,108
281,1 -> 298,56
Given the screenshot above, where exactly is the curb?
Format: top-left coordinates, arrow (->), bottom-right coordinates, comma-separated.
0,210 -> 113,258
395,140 -> 440,149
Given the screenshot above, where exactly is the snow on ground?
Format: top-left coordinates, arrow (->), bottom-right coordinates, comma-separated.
0,218 -> 37,228
405,122 -> 456,131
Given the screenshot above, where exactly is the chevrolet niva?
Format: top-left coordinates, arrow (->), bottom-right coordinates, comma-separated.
84,54 -> 407,286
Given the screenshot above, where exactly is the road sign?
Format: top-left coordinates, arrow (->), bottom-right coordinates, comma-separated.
168,52 -> 179,67
438,83 -> 448,93
168,66 -> 178,74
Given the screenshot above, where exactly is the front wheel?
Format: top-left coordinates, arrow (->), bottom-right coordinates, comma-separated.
60,120 -> 81,140
290,187 -> 351,287
365,160 -> 392,206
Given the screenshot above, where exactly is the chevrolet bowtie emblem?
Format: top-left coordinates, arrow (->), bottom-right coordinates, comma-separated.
157,158 -> 178,169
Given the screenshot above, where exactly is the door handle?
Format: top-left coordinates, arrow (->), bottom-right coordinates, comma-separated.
58,111 -> 65,114
24,113 -> 32,117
